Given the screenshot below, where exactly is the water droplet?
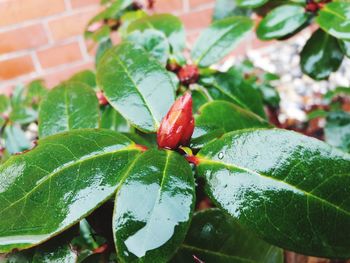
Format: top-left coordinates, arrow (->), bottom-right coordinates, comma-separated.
218,152 -> 224,160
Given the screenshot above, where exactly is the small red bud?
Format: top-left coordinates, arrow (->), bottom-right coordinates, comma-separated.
157,93 -> 195,150
177,65 -> 199,86
93,244 -> 108,254
305,2 -> 319,12
96,91 -> 108,106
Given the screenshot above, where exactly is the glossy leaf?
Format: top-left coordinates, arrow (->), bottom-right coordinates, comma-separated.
197,129 -> 350,258
113,149 -> 195,262
325,111 -> 350,153
38,82 -> 100,138
0,129 -> 143,252
127,29 -> 170,65
127,14 -> 185,52
119,10 -> 147,38
97,42 -> 175,132
172,209 -> 284,263
200,69 -> 266,118
69,70 -> 97,89
317,2 -> 350,40
339,40 -> 350,58
191,17 -> 253,67
236,0 -> 269,8
257,5 -> 310,40
300,29 -> 344,80
96,38 -> 113,67
3,124 -> 31,154
101,105 -> 131,133
213,0 -> 252,21
191,101 -> 269,148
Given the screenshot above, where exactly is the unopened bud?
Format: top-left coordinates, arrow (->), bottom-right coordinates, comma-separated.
157,93 -> 194,149
177,65 -> 199,86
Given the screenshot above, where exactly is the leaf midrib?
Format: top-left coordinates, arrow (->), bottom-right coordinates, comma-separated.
195,19 -> 250,65
0,144 -> 139,216
138,150 -> 171,254
323,6 -> 346,21
111,51 -> 159,128
198,158 -> 350,217
211,82 -> 248,110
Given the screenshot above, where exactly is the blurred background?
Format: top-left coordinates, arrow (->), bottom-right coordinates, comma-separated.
1,0 -> 349,123
0,0 -> 217,92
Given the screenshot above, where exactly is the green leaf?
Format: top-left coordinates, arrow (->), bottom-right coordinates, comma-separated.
257,5 -> 310,40
127,29 -> 170,65
3,124 -> 31,154
236,0 -> 269,8
339,39 -> 350,58
300,29 -> 344,80
0,95 -> 9,113
5,225 -> 79,263
0,129 -> 143,252
86,0 -> 132,28
200,69 -> 266,118
25,80 -> 47,108
213,0 -> 252,21
316,2 -> 350,40
127,14 -> 185,52
69,70 -> 97,89
191,17 -> 253,67
325,111 -> 350,153
191,101 -> 270,149
191,84 -> 212,113
119,10 -> 148,38
9,107 -> 37,125
38,82 -> 100,138
172,209 -> 284,263
96,38 -> 113,68
97,42 -> 175,132
72,219 -> 107,262
113,149 -> 195,262
32,240 -> 77,263
101,105 -> 131,133
197,128 -> 350,258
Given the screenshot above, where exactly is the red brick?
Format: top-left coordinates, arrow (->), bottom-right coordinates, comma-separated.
0,24 -> 48,55
48,9 -> 98,41
0,0 -> 65,27
44,62 -> 94,88
0,56 -> 35,80
180,8 -> 213,30
189,0 -> 214,9
71,0 -> 99,9
37,42 -> 83,69
153,0 -> 184,13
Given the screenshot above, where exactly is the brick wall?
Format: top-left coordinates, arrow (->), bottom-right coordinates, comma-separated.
0,0 -> 226,94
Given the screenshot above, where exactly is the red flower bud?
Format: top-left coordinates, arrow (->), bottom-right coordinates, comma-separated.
177,65 -> 199,86
157,93 -> 195,149
305,2 -> 319,12
96,91 -> 108,106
